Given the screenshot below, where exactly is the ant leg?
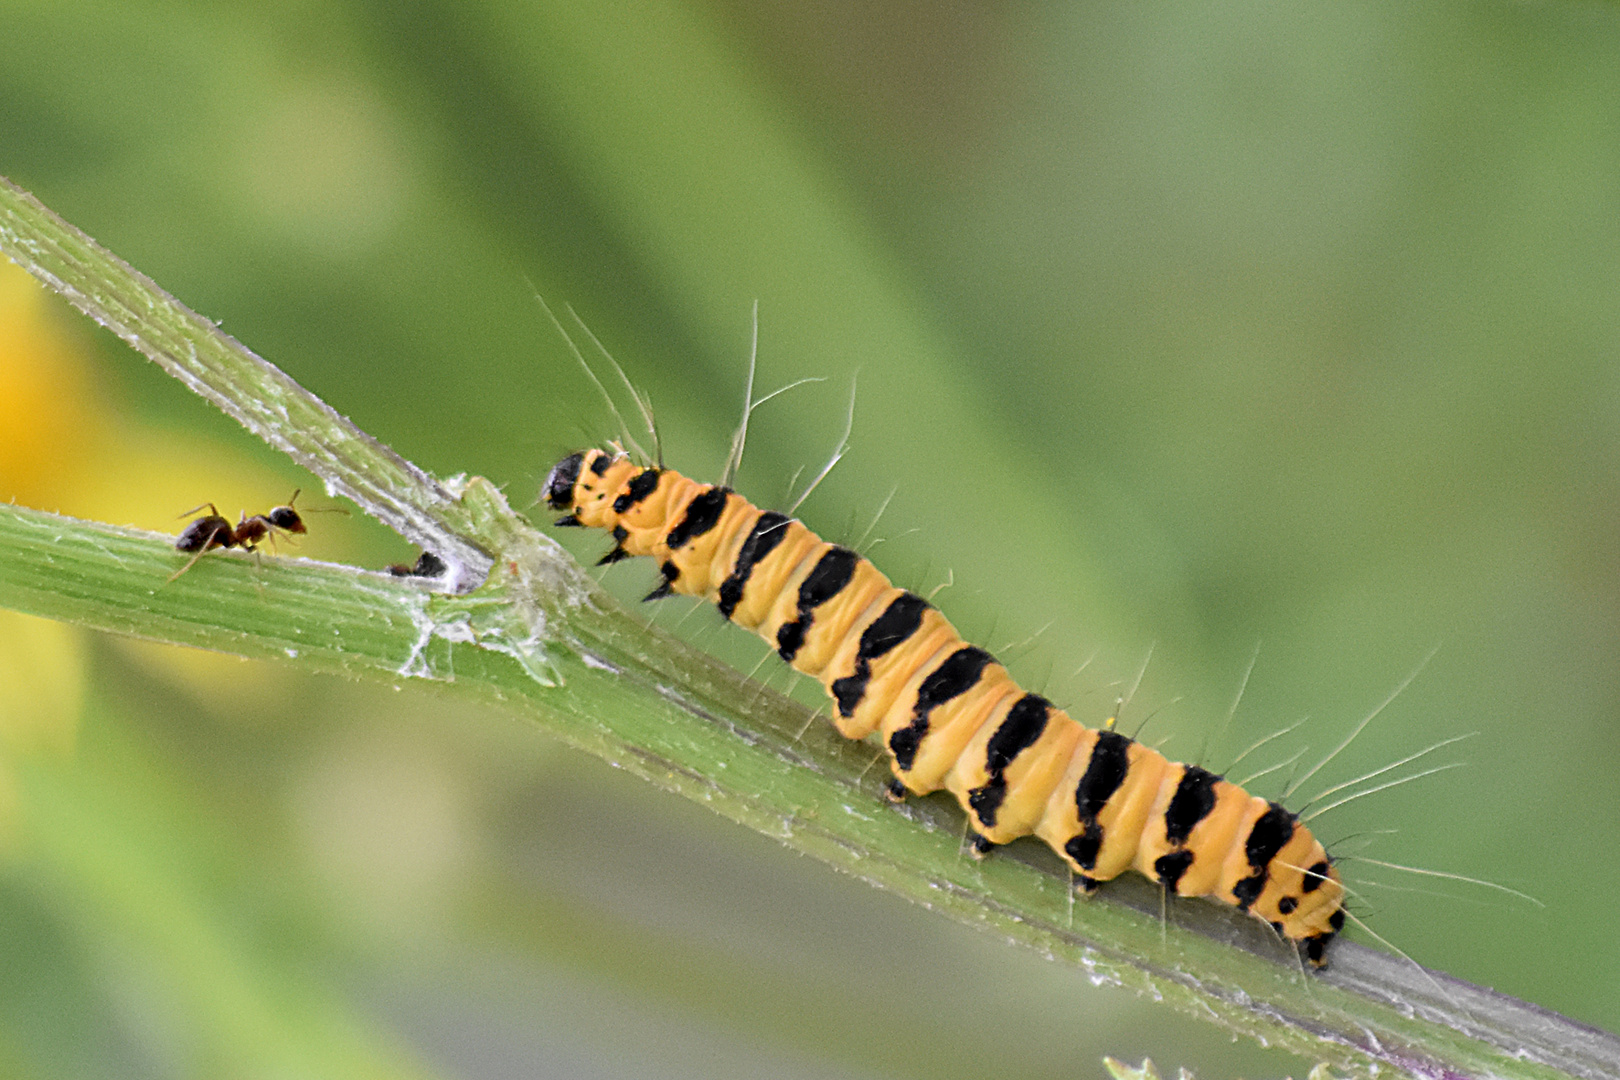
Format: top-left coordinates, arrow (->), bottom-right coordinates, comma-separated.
167,544 -> 217,583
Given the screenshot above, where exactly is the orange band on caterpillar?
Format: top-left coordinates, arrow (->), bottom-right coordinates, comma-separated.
545,448 -> 1347,965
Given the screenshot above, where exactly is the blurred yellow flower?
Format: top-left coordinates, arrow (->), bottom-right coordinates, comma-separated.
0,258 -> 96,844
1,256 -> 330,836
0,255 -> 101,509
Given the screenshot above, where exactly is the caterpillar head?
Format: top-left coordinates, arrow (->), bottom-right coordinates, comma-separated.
543,451 -> 586,511
545,448 -> 639,529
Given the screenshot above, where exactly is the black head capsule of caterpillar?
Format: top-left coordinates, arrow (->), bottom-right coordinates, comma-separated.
544,452 -> 586,518
545,449 -> 635,533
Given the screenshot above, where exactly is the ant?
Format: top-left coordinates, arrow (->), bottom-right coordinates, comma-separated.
168,490 -> 340,582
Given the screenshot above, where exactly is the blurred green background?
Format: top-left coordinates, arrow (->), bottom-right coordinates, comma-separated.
3,1 -> 1619,1077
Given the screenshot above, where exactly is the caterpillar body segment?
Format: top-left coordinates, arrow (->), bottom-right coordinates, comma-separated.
544,449 -> 1347,965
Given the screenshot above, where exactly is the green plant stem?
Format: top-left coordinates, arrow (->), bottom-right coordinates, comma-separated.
3,176 -> 1617,1080
0,502 -> 1607,1080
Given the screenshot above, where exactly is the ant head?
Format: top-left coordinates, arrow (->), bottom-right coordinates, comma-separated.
269,488 -> 349,532
266,490 -> 307,534
266,506 -> 306,533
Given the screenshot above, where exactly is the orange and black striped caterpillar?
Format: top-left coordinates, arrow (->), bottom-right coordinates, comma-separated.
544,448 -> 1348,966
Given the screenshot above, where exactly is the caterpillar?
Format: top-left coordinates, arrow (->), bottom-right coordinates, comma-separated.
543,448 -> 1347,966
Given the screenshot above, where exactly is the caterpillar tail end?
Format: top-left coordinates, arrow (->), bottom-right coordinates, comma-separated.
1305,933 -> 1335,969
